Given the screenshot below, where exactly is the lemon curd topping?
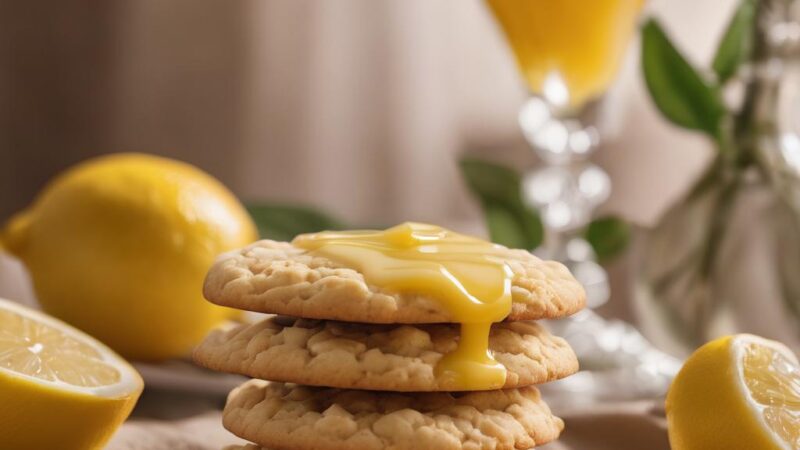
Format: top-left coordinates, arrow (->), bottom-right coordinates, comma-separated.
292,222 -> 513,390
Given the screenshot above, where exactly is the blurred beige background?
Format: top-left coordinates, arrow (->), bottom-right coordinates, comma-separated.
1,0 -> 735,228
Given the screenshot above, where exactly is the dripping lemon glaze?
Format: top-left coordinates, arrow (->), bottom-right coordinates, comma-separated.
292,222 -> 513,390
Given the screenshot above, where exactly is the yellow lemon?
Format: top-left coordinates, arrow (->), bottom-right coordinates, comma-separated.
0,297 -> 143,450
666,334 -> 800,450
1,153 -> 257,360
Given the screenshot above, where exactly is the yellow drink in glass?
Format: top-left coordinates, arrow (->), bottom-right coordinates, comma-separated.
487,0 -> 644,109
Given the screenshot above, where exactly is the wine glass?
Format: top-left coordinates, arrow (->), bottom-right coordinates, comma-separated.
485,0 -> 681,406
486,0 -> 644,307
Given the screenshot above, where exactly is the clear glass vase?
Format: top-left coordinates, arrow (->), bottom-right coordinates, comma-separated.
635,0 -> 800,355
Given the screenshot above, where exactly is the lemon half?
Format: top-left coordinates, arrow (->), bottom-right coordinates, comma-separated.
0,297 -> 143,450
666,334 -> 800,450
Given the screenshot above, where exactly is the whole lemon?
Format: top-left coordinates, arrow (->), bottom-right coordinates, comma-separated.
1,153 -> 257,360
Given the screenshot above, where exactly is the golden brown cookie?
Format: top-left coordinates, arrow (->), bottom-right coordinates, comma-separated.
204,240 -> 585,323
194,315 -> 578,392
223,380 -> 563,450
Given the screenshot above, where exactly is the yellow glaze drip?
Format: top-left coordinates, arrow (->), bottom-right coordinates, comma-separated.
293,222 -> 513,390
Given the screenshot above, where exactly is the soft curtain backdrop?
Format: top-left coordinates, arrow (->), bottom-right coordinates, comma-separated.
1,0 -> 735,227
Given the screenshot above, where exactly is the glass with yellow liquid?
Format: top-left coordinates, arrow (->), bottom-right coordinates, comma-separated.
487,0 -> 644,109
485,0 -> 644,307
484,0 -> 679,408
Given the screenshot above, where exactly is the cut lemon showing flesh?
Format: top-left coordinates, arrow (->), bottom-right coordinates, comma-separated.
0,297 -> 143,450
666,334 -> 800,450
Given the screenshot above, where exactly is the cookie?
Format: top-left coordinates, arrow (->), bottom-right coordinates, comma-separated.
204,240 -> 585,323
223,380 -> 563,450
194,316 -> 578,392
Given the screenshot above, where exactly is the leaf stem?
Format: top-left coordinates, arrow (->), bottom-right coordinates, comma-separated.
695,0 -> 769,282
699,175 -> 740,278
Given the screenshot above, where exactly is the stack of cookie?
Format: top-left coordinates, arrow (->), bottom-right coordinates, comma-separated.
194,224 -> 585,450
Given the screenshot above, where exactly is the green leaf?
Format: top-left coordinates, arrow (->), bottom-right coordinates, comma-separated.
459,157 -> 525,205
484,203 -> 544,250
712,0 -> 756,83
585,216 -> 631,262
642,19 -> 725,137
484,205 -> 529,249
459,157 -> 543,250
246,204 -> 346,241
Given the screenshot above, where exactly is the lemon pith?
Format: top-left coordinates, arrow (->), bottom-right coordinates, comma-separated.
0,153 -> 258,360
0,297 -> 143,450
666,334 -> 800,450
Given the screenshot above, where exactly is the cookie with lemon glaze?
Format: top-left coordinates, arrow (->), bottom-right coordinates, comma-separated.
223,380 -> 563,450
203,239 -> 585,324
193,315 -> 578,392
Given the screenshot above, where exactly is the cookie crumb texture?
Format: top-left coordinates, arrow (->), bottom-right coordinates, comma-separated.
204,240 -> 585,323
224,381 -> 563,450
194,316 -> 578,392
